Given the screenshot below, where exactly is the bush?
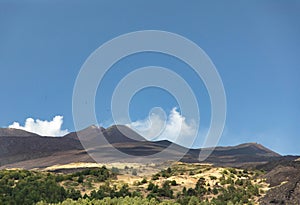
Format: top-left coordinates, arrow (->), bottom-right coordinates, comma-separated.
209,176 -> 217,180
147,182 -> 155,191
141,178 -> 147,184
228,168 -> 237,175
111,167 -> 120,174
132,169 -> 137,176
212,188 -> 218,195
171,180 -> 177,186
158,181 -> 173,198
152,174 -> 160,180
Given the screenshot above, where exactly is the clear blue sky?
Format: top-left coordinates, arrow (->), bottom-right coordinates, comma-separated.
0,1 -> 299,155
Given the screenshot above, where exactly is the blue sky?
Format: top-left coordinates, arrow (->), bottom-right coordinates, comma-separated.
0,1 -> 299,155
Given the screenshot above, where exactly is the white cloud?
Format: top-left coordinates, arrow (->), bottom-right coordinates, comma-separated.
8,115 -> 68,137
127,107 -> 198,148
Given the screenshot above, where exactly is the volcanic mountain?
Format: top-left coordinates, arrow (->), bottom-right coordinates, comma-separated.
0,125 -> 286,169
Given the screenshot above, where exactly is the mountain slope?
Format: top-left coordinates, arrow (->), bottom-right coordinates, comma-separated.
0,125 -> 284,169
200,142 -> 281,166
0,131 -> 83,166
0,128 -> 40,137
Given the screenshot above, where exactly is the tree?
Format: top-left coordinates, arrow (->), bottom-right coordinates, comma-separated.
117,184 -> 131,197
67,188 -> 81,200
158,181 -> 173,198
77,175 -> 84,183
188,196 -> 200,205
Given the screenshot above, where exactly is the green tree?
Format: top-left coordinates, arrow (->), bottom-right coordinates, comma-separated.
188,196 -> 200,205
77,175 -> 84,183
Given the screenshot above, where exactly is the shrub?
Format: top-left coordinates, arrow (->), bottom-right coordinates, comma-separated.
111,167 -> 120,174
152,174 -> 160,180
212,188 -> 218,195
132,169 -> 137,176
171,180 -> 177,186
147,182 -> 155,191
228,168 -> 237,175
141,178 -> 147,184
209,176 -> 217,180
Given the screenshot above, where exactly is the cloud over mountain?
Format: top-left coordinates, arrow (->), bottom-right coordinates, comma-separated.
127,107 -> 197,147
8,116 -> 68,137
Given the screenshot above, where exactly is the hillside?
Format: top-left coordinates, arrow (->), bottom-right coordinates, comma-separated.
0,162 -> 269,205
2,160 -> 300,204
0,126 -> 284,169
0,126 -> 300,204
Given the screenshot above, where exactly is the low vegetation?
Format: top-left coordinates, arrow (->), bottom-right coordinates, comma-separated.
0,163 -> 268,205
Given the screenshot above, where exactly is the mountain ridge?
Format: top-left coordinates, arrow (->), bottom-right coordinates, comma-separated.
0,128 -> 40,137
0,125 -> 292,170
